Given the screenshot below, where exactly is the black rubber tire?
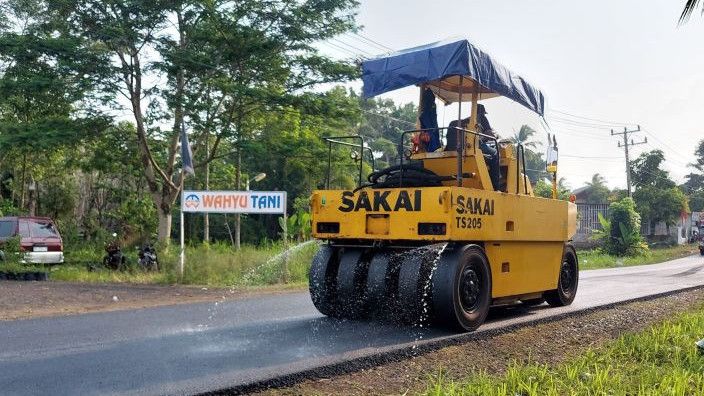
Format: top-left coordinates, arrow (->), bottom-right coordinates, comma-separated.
397,253 -> 433,324
544,244 -> 579,307
335,248 -> 368,319
309,245 -> 340,317
364,252 -> 391,314
521,298 -> 545,307
431,245 -> 492,332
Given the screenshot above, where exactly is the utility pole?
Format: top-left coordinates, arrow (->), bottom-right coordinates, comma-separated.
611,125 -> 647,197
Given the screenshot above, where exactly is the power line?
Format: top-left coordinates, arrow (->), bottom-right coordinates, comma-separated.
640,128 -> 689,165
549,116 -> 626,130
561,154 -> 622,160
547,108 -> 635,126
318,41 -> 363,58
346,32 -> 394,52
328,37 -> 374,57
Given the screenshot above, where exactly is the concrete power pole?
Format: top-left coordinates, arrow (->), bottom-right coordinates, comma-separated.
611,125 -> 647,197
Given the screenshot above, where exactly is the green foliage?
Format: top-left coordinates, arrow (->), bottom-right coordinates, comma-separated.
633,186 -> 689,226
578,245 -> 696,270
41,177 -> 78,220
0,199 -> 21,216
694,139 -> 704,172
279,210 -> 312,242
108,196 -> 158,241
509,125 -> 538,149
0,235 -> 24,265
630,149 -> 675,189
630,150 -> 689,227
425,303 -> 704,395
534,178 -> 570,200
53,241 -> 320,287
593,197 -> 648,256
583,173 -> 610,203
690,190 -> 704,212
682,141 -> 704,212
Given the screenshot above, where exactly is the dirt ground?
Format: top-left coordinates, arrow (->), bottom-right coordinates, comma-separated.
0,281 -> 300,321
253,288 -> 704,396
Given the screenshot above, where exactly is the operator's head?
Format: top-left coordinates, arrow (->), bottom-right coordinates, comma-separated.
478,104 -> 488,115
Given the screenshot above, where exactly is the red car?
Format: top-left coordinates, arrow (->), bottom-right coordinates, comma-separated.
0,216 -> 64,264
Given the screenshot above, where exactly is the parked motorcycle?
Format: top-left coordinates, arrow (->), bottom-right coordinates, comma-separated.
103,233 -> 126,270
138,243 -> 159,271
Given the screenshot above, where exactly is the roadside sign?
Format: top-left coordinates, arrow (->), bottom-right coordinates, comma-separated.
181,190 -> 286,214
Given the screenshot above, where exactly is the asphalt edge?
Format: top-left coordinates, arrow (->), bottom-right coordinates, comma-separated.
201,284 -> 704,395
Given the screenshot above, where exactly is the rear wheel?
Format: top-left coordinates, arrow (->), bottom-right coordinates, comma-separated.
335,248 -> 369,319
397,254 -> 433,323
544,244 -> 579,307
309,245 -> 340,317
431,245 -> 492,332
364,252 -> 391,314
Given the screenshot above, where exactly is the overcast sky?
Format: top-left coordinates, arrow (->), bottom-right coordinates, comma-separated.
321,0 -> 704,190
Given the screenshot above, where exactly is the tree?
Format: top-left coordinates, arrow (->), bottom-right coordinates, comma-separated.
630,150 -> 674,189
680,0 -> 702,23
356,94 -> 416,166
690,191 -> 704,212
0,0 -> 110,212
582,173 -> 610,203
630,150 -> 689,227
534,178 -> 570,200
54,0 -> 359,244
693,139 -> 704,171
509,125 -> 538,150
682,140 -> 704,212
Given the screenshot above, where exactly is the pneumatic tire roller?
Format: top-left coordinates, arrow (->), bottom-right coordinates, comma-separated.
309,39 -> 579,332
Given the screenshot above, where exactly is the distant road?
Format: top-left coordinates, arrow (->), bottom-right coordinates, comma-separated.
0,255 -> 702,396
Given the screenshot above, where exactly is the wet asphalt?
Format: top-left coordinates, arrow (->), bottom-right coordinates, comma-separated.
0,254 -> 702,396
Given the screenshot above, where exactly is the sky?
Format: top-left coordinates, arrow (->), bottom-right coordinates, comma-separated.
318,0 -> 704,190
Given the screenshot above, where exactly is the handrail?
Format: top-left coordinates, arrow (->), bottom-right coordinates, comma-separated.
516,143 -> 528,195
323,135 -> 376,188
398,126 -> 499,188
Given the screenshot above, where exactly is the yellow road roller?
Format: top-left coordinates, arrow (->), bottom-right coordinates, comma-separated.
309,39 -> 578,331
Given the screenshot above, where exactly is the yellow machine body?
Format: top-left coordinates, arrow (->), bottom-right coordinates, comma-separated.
311,143 -> 577,300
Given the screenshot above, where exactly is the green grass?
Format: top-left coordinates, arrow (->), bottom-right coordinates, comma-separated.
5,240 -> 319,288
2,241 -> 696,288
425,305 -> 704,395
579,244 -> 698,270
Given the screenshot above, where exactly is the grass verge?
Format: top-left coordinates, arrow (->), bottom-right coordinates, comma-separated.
579,244 -> 698,270
1,240 -> 318,288
425,303 -> 704,395
2,243 -> 697,287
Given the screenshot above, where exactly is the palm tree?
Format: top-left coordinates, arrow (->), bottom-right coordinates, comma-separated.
586,173 -> 607,189
680,0 -> 701,23
509,125 -> 538,149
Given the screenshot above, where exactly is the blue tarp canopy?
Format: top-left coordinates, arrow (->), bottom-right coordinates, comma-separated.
361,39 -> 545,116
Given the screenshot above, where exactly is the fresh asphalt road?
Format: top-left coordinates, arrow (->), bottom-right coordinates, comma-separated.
1,254 -> 703,396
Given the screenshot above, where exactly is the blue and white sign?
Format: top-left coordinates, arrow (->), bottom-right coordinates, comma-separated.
181,191 -> 286,214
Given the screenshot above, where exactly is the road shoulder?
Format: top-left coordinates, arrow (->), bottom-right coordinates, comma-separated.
253,288 -> 704,396
0,281 -> 305,321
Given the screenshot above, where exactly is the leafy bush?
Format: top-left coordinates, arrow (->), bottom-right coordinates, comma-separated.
0,235 -> 26,272
278,210 -> 312,242
593,197 -> 648,256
